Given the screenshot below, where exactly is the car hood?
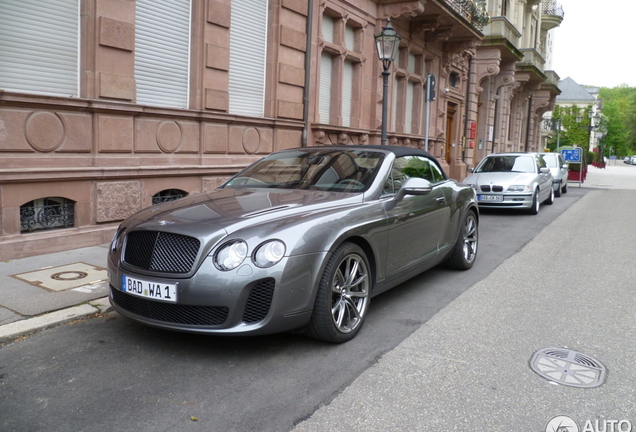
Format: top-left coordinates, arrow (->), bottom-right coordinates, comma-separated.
464,172 -> 538,186
123,187 -> 362,238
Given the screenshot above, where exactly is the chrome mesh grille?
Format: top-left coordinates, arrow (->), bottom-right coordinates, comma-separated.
124,231 -> 200,273
242,278 -> 275,324
111,286 -> 228,326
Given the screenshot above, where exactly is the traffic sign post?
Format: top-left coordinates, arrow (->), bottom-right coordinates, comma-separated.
560,146 -> 584,187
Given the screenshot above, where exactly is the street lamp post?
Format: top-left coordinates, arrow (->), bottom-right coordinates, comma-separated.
597,124 -> 607,168
576,110 -> 601,152
544,117 -> 561,149
374,19 -> 401,146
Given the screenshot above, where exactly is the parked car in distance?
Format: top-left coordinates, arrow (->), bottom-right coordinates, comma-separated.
631,156 -> 636,165
107,146 -> 479,343
624,156 -> 631,164
539,152 -> 568,197
463,152 -> 553,215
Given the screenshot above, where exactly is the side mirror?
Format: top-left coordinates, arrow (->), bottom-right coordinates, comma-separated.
396,177 -> 433,201
561,164 -> 568,169
539,167 -> 550,174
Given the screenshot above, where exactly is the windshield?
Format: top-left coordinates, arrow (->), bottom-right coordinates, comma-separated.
476,155 -> 535,173
223,149 -> 385,192
541,154 -> 558,168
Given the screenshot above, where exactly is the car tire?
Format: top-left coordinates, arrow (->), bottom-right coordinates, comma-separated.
445,210 -> 478,270
555,181 -> 562,197
544,186 -> 554,205
305,242 -> 371,343
528,189 -> 540,215
562,183 -> 567,194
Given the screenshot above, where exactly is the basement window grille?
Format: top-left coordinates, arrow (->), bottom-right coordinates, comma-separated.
20,197 -> 75,233
152,189 -> 188,205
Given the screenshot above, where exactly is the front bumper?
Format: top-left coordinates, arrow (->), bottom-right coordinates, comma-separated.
475,192 -> 534,209
107,251 -> 327,336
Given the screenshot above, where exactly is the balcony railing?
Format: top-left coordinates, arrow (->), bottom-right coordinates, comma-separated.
541,0 -> 564,30
444,0 -> 490,31
541,0 -> 565,18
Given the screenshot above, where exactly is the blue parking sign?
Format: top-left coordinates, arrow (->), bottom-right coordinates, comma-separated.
561,149 -> 581,162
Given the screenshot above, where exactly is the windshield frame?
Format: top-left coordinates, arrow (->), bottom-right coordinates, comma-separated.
222,148 -> 386,192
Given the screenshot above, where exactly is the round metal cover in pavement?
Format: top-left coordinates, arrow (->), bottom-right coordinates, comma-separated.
530,347 -> 606,388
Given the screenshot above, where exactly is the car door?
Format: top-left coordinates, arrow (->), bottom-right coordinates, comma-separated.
557,154 -> 568,184
383,155 -> 450,278
536,155 -> 552,199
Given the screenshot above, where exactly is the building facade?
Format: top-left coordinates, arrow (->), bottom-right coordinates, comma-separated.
471,0 -> 562,166
0,0 -> 562,260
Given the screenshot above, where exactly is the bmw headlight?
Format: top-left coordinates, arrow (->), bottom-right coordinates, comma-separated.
253,240 -> 286,268
214,240 -> 248,271
507,185 -> 532,192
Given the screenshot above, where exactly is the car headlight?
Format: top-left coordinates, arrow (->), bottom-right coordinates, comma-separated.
253,240 -> 286,268
507,185 -> 532,192
214,240 -> 248,271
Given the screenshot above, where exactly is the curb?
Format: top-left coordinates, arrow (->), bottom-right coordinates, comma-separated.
0,297 -> 112,344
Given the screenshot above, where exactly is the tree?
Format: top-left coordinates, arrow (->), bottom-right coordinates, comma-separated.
598,85 -> 636,156
547,105 -> 594,151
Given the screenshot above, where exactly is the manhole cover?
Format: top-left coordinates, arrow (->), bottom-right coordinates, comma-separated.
530,348 -> 606,388
51,271 -> 88,281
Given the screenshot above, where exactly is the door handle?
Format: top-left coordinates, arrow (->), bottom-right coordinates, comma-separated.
436,196 -> 446,204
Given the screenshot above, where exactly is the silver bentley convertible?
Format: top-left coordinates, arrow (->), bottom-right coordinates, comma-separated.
107,146 -> 479,343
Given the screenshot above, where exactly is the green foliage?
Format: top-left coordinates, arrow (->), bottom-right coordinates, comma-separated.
547,105 -> 594,150
402,157 -> 431,178
550,85 -> 636,158
598,86 -> 636,156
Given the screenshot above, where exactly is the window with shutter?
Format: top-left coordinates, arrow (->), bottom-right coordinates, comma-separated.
0,0 -> 79,97
229,1 -> 268,117
405,81 -> 414,134
322,15 -> 334,43
342,61 -> 354,127
135,0 -> 191,108
319,53 -> 333,124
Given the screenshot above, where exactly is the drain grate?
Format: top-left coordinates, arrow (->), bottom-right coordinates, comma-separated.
530,347 -> 606,388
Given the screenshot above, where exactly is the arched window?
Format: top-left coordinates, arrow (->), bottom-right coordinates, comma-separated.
152,189 -> 188,205
20,197 -> 75,233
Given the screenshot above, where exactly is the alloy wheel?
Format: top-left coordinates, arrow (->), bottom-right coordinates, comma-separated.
462,214 -> 478,264
330,253 -> 370,334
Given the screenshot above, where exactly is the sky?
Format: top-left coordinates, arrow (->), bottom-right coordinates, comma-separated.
551,0 -> 636,88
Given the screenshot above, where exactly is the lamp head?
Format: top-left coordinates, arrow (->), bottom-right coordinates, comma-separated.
374,19 -> 401,69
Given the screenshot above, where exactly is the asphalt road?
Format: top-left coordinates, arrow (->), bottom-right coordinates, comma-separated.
0,186 -> 589,432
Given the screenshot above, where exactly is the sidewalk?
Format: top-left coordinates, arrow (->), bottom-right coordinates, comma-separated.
0,243 -> 112,342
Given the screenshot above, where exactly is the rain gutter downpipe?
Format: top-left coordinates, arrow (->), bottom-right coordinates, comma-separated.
301,0 -> 314,147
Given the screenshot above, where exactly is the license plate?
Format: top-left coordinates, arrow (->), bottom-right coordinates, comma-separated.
478,194 -> 504,202
121,275 -> 177,303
